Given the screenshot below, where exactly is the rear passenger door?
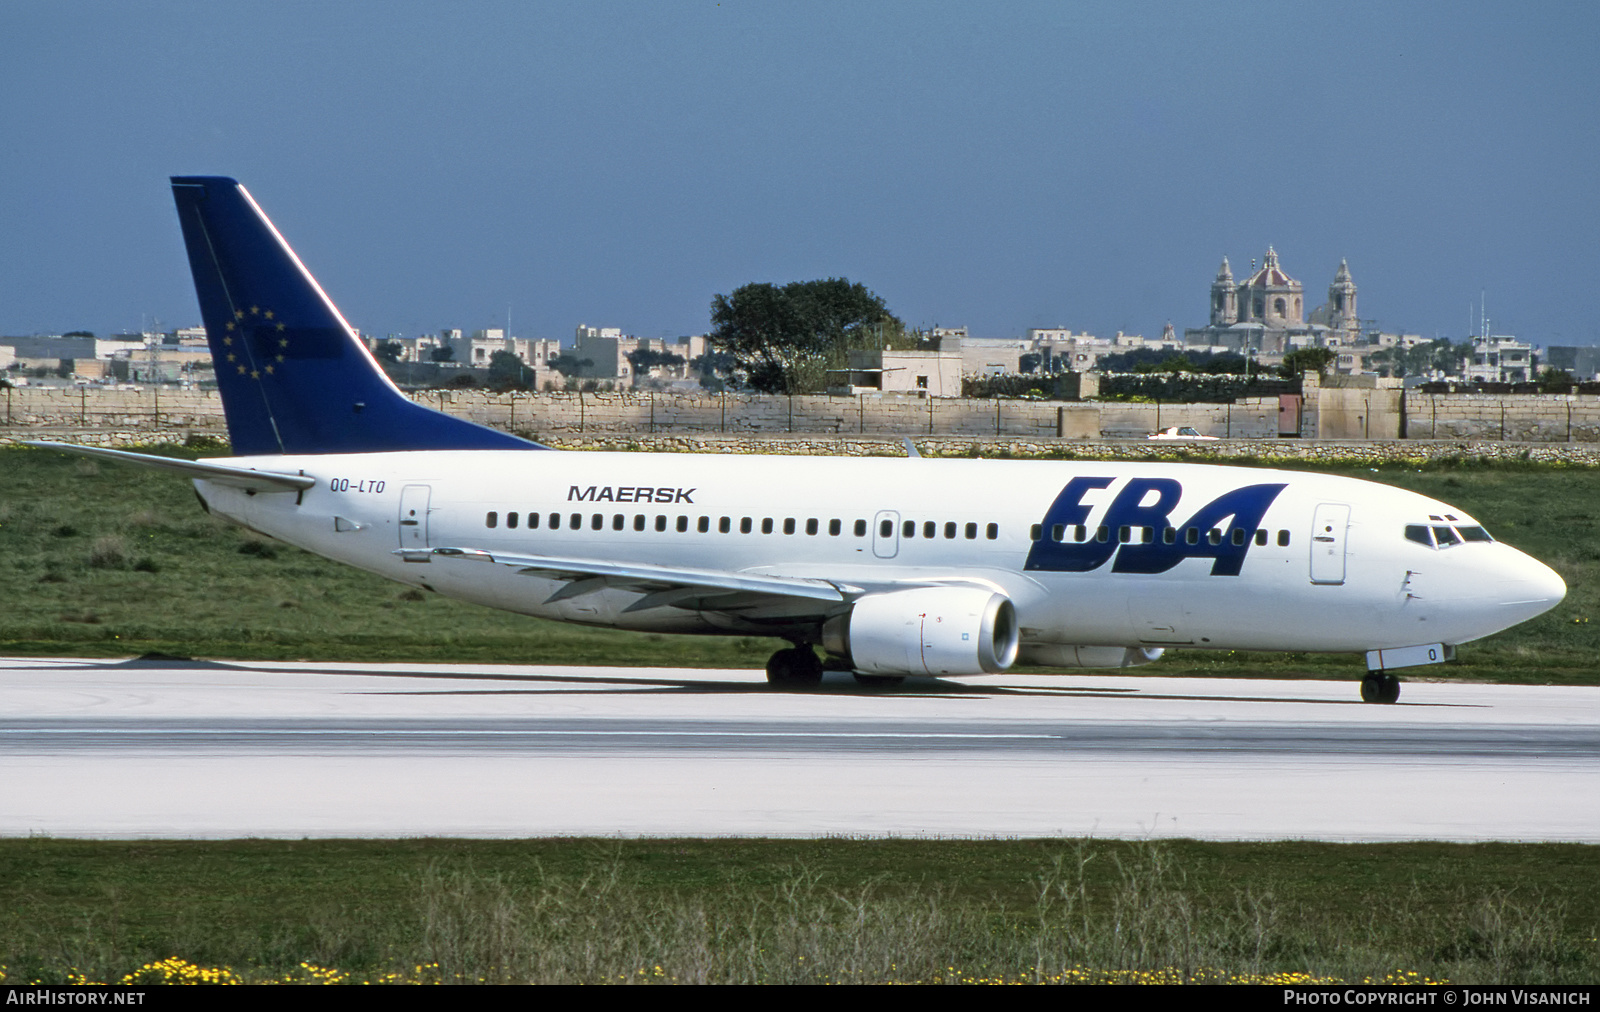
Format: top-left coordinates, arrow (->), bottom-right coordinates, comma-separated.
399,484 -> 432,550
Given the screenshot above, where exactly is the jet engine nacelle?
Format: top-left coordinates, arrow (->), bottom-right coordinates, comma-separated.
824,587 -> 1020,676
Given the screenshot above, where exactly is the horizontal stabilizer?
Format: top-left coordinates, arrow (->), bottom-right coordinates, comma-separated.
24,442 -> 316,493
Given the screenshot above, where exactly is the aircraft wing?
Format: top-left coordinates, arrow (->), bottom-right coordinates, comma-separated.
406,546 -> 861,616
24,441 -> 317,493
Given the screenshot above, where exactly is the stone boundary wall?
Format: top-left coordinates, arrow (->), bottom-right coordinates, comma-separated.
6,385 -> 1600,446
0,387 -> 1280,440
531,434 -> 1600,465
9,421 -> 1599,467
1405,392 -> 1600,442
0,386 -> 227,435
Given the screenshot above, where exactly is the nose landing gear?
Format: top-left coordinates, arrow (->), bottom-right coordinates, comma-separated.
1361,671 -> 1401,704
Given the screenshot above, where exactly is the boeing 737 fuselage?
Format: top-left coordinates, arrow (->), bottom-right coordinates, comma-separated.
28,178 -> 1568,702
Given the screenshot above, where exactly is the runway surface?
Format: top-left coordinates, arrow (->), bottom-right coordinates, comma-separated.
2,655 -> 1597,841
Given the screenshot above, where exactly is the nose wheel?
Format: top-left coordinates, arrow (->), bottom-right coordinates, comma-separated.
766,646 -> 824,688
1361,672 -> 1401,704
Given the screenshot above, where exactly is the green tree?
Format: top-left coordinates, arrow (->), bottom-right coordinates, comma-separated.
708,278 -> 906,393
546,353 -> 593,376
1278,347 -> 1336,378
626,347 -> 685,378
1539,367 -> 1575,393
373,340 -> 404,363
1367,338 -> 1462,379
486,350 -> 531,389
429,344 -> 455,363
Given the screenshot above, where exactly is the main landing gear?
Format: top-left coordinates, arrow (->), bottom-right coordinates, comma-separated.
764,646 -> 906,689
1361,671 -> 1401,704
766,646 -> 823,688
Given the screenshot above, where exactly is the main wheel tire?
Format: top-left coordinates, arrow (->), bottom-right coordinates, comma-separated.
1361,673 -> 1382,703
1362,672 -> 1401,704
767,647 -> 823,688
1379,673 -> 1401,704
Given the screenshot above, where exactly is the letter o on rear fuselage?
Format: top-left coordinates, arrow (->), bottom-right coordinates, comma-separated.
825,587 -> 1020,676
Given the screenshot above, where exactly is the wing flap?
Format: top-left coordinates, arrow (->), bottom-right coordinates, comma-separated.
410,547 -> 852,612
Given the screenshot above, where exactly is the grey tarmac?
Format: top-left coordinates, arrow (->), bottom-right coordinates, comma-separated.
2,656 -> 1596,841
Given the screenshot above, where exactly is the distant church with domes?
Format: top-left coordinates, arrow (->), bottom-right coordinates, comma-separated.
1183,247 -> 1361,355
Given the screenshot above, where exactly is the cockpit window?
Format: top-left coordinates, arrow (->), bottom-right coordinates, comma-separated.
1408,523 -> 1493,549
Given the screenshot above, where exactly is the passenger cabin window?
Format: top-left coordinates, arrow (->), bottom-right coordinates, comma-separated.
528,513 -> 540,530
698,516 -> 710,533
880,519 -> 893,538
807,518 -> 819,535
855,520 -> 868,537
507,512 -> 519,529
965,522 -> 977,540
1277,530 -> 1290,547
486,511 -> 498,528
829,519 -> 842,536
784,518 -> 797,535
902,520 -> 915,539
762,518 -> 774,534
677,516 -> 689,533
985,523 -> 998,540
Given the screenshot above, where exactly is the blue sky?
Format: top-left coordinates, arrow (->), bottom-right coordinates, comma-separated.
3,1 -> 1596,347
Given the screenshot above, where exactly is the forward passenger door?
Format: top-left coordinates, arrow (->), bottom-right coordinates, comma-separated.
1309,502 -> 1350,585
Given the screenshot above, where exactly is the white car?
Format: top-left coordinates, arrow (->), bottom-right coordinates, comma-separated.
1147,425 -> 1219,441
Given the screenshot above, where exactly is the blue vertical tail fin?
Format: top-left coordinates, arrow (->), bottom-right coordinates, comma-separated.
170,176 -> 542,455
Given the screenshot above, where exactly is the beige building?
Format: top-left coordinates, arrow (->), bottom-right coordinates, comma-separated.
1186,248 -> 1360,354
568,326 -> 706,388
830,346 -> 964,396
1465,335 -> 1534,383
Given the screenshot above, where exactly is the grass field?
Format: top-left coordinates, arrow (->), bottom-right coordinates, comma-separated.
3,443 -> 1597,986
1,443 -> 1595,683
1,838 -> 1596,984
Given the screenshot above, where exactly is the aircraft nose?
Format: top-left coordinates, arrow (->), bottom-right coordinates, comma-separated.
1493,550 -> 1566,620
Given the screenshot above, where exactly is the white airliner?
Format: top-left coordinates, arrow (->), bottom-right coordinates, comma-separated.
29,177 -> 1567,703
